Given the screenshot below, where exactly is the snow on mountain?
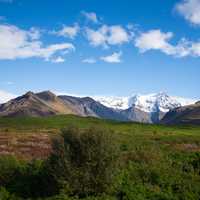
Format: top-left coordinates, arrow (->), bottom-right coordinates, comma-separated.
94,92 -> 196,113
93,96 -> 129,110
0,90 -> 197,114
0,90 -> 16,104
171,96 -> 196,107
129,92 -> 177,113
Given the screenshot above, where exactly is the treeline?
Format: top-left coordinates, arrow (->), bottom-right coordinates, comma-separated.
0,126 -> 200,200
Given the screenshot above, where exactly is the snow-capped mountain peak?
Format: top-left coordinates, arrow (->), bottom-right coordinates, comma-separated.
129,92 -> 180,113
94,92 -> 196,113
92,96 -> 129,110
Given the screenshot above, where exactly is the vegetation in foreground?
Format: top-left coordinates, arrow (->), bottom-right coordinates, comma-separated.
0,115 -> 200,199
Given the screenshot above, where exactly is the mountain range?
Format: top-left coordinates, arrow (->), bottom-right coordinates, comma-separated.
0,91 -> 199,124
161,101 -> 200,125
94,92 -> 197,123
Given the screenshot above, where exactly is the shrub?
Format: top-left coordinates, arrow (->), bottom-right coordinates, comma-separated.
0,187 -> 21,200
8,160 -> 48,198
0,156 -> 56,198
0,156 -> 24,187
46,126 -> 118,197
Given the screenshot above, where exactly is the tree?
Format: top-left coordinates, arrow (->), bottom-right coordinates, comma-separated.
47,126 -> 118,197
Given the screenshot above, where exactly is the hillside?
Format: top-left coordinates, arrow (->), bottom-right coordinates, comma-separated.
161,101 -> 200,125
59,95 -> 127,121
0,91 -> 76,117
0,91 -> 127,121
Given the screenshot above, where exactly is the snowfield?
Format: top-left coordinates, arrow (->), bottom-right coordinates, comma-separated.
94,92 -> 196,113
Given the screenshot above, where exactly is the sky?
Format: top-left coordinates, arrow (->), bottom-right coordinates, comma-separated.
0,0 -> 199,99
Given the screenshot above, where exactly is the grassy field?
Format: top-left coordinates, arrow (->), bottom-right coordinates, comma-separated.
0,115 -> 200,199
0,115 -> 200,157
0,114 -> 200,134
0,114 -> 200,148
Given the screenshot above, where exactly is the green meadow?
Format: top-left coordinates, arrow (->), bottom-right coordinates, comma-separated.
0,115 -> 200,200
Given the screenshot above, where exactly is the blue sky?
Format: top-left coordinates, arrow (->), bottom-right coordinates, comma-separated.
0,0 -> 199,99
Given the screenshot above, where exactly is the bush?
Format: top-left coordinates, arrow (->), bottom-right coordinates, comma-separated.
43,194 -> 116,200
0,187 -> 21,200
8,160 -> 50,198
46,126 -> 118,197
0,156 -> 55,199
0,156 -> 24,187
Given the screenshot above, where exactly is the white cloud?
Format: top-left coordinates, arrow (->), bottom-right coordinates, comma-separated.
82,11 -> 99,23
135,29 -> 175,55
39,43 -> 75,60
51,56 -> 65,63
85,26 -> 108,47
29,27 -> 41,40
0,24 -> 75,61
0,90 -> 16,104
107,26 -> 130,45
190,42 -> 200,56
175,0 -> 200,25
101,52 -> 122,63
134,29 -> 200,57
85,25 -> 130,48
54,24 -> 79,39
82,58 -> 96,64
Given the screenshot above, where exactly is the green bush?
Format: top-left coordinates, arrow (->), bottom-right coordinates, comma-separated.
46,126 -> 118,197
42,194 -> 116,200
0,156 -> 24,187
8,160 -> 50,198
0,156 -> 55,199
116,155 -> 200,200
0,187 -> 22,200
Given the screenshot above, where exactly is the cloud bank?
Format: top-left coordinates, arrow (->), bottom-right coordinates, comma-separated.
2,8 -> 200,64
135,29 -> 200,57
0,24 -> 75,62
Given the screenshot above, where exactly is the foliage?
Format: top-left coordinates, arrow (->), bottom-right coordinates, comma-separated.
0,115 -> 200,199
0,187 -> 21,200
46,126 -> 118,197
